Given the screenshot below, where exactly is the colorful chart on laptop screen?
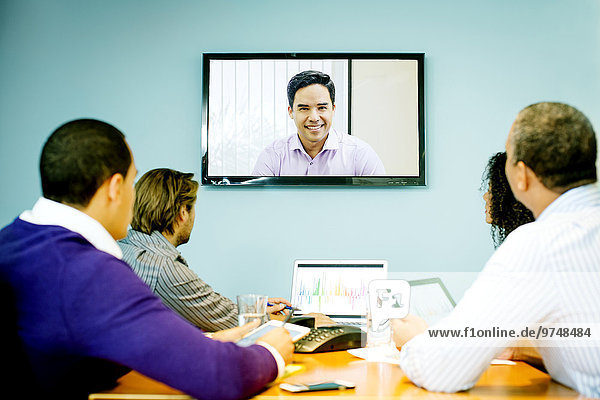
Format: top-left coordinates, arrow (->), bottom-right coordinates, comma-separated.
291,260 -> 387,316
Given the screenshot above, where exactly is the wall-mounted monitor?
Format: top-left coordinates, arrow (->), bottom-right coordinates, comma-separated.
201,52 -> 425,186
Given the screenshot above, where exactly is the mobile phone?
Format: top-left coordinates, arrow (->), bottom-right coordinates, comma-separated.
279,380 -> 356,392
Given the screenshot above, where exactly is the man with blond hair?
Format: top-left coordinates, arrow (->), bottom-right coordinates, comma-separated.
119,168 -> 291,331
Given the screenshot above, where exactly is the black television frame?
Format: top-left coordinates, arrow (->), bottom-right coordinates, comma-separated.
201,52 -> 425,186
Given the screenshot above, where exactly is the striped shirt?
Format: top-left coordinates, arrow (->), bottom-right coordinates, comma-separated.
399,184 -> 600,398
119,230 -> 238,331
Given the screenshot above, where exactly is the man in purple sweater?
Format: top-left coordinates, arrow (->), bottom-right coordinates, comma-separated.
0,119 -> 293,399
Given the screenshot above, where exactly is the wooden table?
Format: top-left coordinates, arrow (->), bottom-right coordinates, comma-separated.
89,351 -> 581,399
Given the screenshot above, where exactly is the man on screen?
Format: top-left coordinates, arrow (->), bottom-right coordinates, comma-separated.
252,70 -> 386,176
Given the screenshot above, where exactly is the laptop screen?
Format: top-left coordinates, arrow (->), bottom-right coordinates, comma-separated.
408,278 -> 456,326
291,260 -> 388,318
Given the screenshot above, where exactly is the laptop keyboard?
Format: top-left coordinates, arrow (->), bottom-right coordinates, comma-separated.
339,321 -> 364,327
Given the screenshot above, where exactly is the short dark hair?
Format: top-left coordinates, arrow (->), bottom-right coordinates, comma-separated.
40,119 -> 131,207
509,102 -> 597,192
482,152 -> 535,247
287,70 -> 335,108
131,168 -> 199,235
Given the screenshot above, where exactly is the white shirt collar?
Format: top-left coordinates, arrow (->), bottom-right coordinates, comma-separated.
19,197 -> 123,259
536,183 -> 600,222
290,129 -> 340,154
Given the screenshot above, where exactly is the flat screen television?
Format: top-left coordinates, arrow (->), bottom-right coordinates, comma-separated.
201,52 -> 425,186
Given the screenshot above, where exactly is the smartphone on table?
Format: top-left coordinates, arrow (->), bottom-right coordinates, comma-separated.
279,380 -> 356,392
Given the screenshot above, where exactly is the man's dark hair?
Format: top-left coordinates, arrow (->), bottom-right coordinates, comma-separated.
131,168 -> 199,235
287,70 -> 335,108
40,119 -> 131,207
509,102 -> 597,192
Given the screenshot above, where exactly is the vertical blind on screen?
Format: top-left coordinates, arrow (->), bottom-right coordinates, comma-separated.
208,59 -> 349,176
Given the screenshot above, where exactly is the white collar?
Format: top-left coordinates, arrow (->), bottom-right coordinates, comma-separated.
19,197 -> 123,259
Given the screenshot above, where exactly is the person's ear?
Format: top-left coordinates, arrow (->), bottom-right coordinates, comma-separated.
515,161 -> 530,191
106,173 -> 124,203
178,205 -> 188,223
288,106 -> 293,119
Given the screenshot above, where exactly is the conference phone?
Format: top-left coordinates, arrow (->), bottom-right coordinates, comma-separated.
293,325 -> 366,353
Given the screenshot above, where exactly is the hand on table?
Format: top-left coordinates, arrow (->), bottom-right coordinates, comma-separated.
302,312 -> 335,327
267,297 -> 292,315
391,314 -> 428,347
258,327 -> 294,364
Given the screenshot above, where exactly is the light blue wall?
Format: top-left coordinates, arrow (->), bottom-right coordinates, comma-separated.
1,0 -> 599,302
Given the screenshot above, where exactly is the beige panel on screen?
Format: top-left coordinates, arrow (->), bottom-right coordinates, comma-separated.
351,60 -> 419,176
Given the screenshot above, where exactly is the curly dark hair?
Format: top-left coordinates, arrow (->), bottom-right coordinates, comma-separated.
482,152 -> 535,247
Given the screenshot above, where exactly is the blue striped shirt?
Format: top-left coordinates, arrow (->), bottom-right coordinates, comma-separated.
399,184 -> 600,398
119,230 -> 238,331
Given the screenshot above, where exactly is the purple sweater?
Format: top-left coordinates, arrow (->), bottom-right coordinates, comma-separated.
0,219 -> 277,399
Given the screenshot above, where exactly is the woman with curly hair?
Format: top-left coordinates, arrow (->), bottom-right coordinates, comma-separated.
482,151 -> 535,247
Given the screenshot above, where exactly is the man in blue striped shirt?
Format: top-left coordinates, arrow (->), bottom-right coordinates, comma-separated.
394,102 -> 600,398
119,168 -> 293,332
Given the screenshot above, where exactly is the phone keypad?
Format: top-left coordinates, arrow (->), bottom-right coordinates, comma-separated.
295,327 -> 344,350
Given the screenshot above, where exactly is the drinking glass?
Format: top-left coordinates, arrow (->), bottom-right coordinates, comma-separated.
366,312 -> 392,347
236,294 -> 268,326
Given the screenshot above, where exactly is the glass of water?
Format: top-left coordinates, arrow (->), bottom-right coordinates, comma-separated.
366,312 -> 392,347
236,294 -> 268,326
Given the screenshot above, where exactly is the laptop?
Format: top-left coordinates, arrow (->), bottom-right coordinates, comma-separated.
290,259 -> 388,326
408,278 -> 456,326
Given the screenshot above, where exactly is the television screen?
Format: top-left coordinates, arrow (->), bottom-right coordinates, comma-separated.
201,53 -> 425,186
